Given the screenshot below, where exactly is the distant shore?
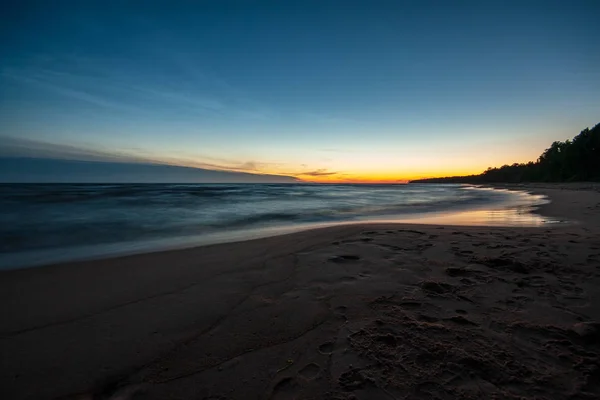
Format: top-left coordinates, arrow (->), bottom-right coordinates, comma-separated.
2,183 -> 600,399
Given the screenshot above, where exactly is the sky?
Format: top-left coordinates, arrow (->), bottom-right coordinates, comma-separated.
1,0 -> 599,183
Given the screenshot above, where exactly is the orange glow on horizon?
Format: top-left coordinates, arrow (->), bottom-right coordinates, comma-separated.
145,140 -> 545,184
147,155 -> 490,183
294,168 -> 486,184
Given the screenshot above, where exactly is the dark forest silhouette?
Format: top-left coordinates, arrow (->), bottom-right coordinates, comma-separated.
411,123 -> 600,183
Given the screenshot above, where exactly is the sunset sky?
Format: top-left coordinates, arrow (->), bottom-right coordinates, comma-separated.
1,1 -> 599,183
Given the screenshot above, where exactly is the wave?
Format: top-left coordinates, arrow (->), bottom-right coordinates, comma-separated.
0,183 -> 545,259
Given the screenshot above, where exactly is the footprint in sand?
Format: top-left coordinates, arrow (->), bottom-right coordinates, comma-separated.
329,255 -> 361,263
398,300 -> 423,308
271,377 -> 299,399
318,342 -> 335,354
418,314 -> 440,323
447,315 -> 478,326
397,229 -> 426,235
421,281 -> 454,294
334,305 -> 348,314
445,267 -> 473,277
298,363 -> 321,380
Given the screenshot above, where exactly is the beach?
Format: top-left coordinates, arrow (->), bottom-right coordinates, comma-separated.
2,184 -> 600,400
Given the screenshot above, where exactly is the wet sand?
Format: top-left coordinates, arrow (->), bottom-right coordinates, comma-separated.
1,184 -> 600,399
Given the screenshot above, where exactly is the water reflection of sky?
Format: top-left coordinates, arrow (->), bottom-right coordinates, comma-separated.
386,207 -> 555,227
368,190 -> 561,227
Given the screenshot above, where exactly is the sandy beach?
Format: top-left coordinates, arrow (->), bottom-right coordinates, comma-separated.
2,184 -> 600,400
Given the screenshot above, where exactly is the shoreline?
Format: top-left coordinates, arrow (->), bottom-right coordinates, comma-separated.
2,183 -> 600,399
488,182 -> 600,225
1,184 -> 562,271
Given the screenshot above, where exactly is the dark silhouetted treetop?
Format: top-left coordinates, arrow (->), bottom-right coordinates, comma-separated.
410,123 -> 600,183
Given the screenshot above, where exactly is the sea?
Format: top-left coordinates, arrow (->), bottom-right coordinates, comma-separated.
0,183 -> 555,269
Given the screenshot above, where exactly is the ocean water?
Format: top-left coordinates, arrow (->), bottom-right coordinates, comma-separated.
0,183 -> 553,269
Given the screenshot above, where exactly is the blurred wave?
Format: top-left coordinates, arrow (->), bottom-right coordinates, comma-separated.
0,183 -> 548,267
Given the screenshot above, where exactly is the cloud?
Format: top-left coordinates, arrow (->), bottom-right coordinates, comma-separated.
0,136 -> 149,164
0,157 -> 300,183
2,68 -> 147,114
238,161 -> 258,170
0,136 -> 299,180
1,60 -> 274,120
0,137 -> 300,183
299,169 -> 338,177
126,85 -> 226,113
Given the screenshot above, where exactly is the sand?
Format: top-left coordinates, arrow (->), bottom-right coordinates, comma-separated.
1,184 -> 600,400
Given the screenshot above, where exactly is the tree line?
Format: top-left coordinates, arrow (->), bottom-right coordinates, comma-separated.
410,123 -> 600,183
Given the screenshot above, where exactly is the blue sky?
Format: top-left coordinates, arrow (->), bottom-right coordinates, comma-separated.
1,0 -> 599,182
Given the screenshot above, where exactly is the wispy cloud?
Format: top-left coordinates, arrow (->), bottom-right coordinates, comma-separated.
1,55 -> 353,181
125,85 -> 226,113
0,136 -> 306,181
2,69 -> 144,114
0,135 -> 153,164
3,53 -> 352,127
164,49 -> 276,119
238,161 -> 259,171
131,150 -> 289,177
1,55 -> 274,120
298,169 -> 338,177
